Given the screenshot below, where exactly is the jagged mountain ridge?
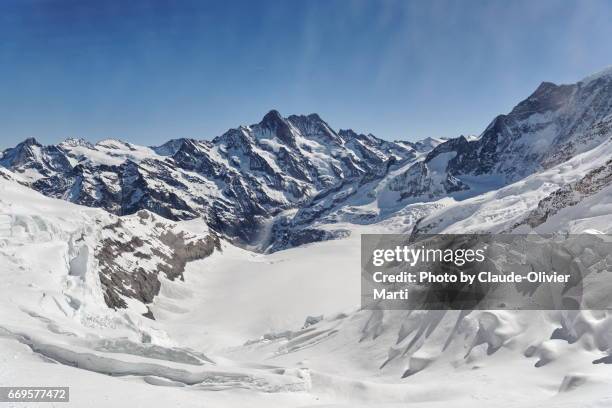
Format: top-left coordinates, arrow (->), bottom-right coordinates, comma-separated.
388,67 -> 612,201
0,111 -> 420,248
522,155 -> 612,229
2,68 -> 612,251
2,68 -> 612,407
0,174 -> 221,318
269,69 -> 612,249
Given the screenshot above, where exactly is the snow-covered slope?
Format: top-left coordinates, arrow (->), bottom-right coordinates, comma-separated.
154,137 -> 612,406
0,175 -> 322,406
396,136 -> 446,153
388,68 -> 612,202
0,111 -> 418,249
0,175 -> 219,317
2,70 -> 612,252
410,136 -> 612,235
5,172 -> 612,407
2,66 -> 612,407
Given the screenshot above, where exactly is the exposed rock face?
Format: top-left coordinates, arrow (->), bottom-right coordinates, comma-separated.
388,69 -> 612,201
3,69 -> 612,253
0,137 -> 72,179
266,227 -> 351,253
522,155 -> 612,228
0,112 -> 416,250
96,211 -> 220,316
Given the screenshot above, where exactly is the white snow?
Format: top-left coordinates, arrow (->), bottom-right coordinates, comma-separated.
60,138 -> 160,166
1,129 -> 612,407
416,138 -> 612,234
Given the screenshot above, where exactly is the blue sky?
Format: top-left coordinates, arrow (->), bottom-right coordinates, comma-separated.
1,0 -> 612,148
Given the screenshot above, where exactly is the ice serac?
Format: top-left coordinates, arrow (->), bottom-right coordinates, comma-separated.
0,175 -> 220,318
389,69 -> 612,201
3,68 -> 612,407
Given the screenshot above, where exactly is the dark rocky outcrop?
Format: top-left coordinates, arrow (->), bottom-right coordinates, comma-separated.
0,111 -> 415,251
96,211 -> 220,317
389,70 -> 612,201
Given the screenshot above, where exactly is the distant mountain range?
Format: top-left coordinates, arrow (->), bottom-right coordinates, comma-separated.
2,68 -> 612,402
0,110 -> 436,250
2,67 -> 612,253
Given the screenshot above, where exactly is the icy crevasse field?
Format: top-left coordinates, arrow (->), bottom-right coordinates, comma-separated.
2,144 -> 612,407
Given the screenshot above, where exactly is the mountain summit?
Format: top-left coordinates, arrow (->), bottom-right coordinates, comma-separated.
387,70 -> 612,201
0,111 -> 417,247
2,69 -> 612,251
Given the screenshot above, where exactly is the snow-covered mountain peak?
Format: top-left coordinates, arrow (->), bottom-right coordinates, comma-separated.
285,113 -> 341,146
257,110 -> 299,142
59,137 -> 158,166
0,137 -> 42,160
578,65 -> 612,85
387,68 -> 612,203
260,108 -> 284,123
0,109 -> 420,248
337,128 -> 361,140
509,80 -> 577,118
413,136 -> 447,152
2,65 -> 612,407
20,136 -> 41,146
0,137 -> 69,182
392,136 -> 446,155
95,138 -> 136,150
151,138 -> 194,156
60,137 -> 95,149
2,65 -> 612,253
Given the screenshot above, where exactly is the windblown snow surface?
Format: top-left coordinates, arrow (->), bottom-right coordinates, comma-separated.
2,137 -> 612,407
